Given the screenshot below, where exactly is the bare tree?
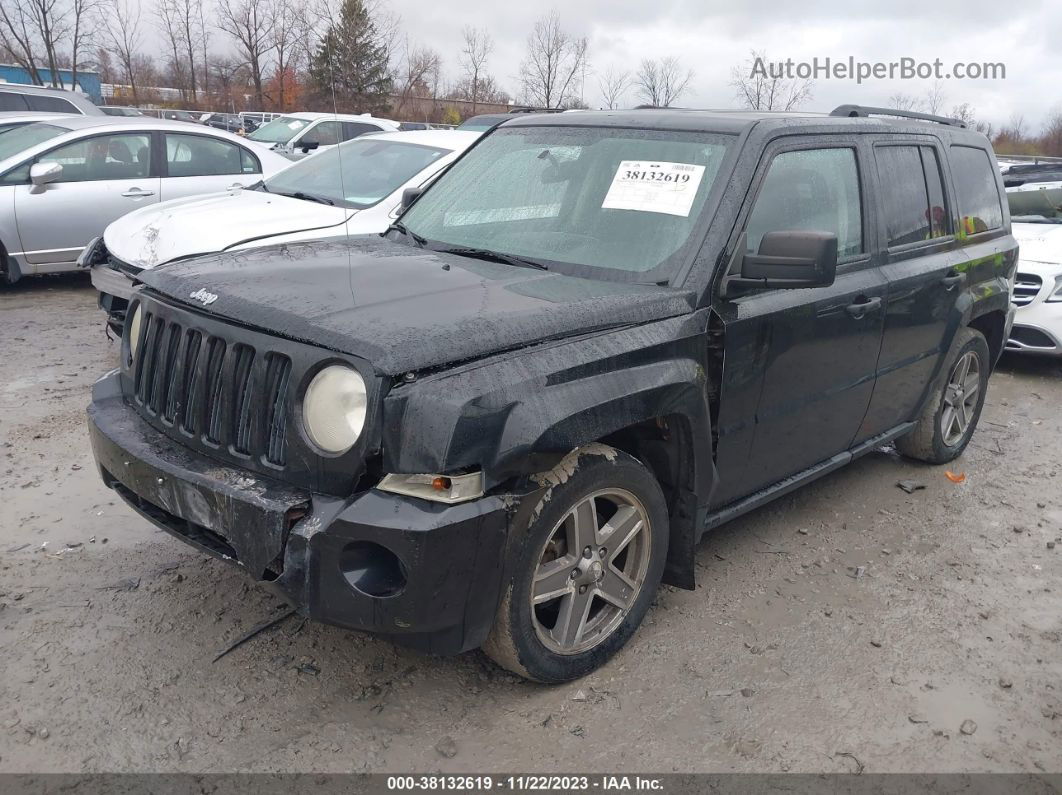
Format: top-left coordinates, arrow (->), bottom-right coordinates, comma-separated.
156,0 -> 188,96
100,0 -> 145,102
459,26 -> 492,114
68,0 -> 99,93
26,0 -> 70,87
216,0 -> 275,108
518,11 -> 587,109
1040,111 -> 1062,157
729,49 -> 813,111
268,2 -> 309,109
597,65 -> 630,109
394,41 -> 440,116
0,2 -> 46,82
923,80 -> 946,115
156,0 -> 206,102
888,92 -> 920,112
634,57 -> 692,107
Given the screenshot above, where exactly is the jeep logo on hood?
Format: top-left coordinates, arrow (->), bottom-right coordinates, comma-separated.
189,288 -> 219,306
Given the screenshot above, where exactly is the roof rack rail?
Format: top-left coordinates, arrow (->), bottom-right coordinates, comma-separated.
830,104 -> 967,129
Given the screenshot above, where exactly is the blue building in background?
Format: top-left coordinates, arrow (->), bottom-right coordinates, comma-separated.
0,64 -> 102,104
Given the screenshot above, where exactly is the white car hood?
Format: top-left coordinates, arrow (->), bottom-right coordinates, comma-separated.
104,189 -> 355,269
1012,221 -> 1062,266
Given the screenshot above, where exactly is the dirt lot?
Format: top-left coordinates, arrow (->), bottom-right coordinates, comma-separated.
1,274 -> 1060,774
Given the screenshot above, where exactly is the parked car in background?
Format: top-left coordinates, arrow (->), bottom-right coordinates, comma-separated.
100,106 -> 145,117
0,85 -> 103,115
0,116 -> 290,284
152,109 -> 202,123
87,129 -> 481,329
1005,181 -> 1062,354
245,112 -> 399,159
200,112 -> 255,135
87,106 -> 1014,682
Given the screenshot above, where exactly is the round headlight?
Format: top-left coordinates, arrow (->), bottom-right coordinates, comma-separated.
128,304 -> 143,361
302,365 -> 367,454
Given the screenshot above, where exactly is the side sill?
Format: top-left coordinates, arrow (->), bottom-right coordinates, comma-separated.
698,421 -> 916,538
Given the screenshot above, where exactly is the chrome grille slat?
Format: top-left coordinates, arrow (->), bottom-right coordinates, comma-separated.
1012,273 -> 1042,306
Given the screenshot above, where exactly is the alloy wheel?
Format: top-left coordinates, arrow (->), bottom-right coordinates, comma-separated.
529,489 -> 652,655
940,350 -> 981,447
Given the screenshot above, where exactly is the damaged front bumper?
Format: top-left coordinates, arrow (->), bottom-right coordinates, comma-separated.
87,370 -> 513,655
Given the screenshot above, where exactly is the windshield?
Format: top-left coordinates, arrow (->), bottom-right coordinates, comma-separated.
399,125 -> 733,282
1008,185 -> 1062,224
0,122 -> 69,162
248,116 -> 311,144
264,137 -> 450,208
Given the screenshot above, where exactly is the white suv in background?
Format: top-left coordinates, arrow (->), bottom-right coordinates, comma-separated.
1005,171 -> 1062,355
244,112 -> 399,159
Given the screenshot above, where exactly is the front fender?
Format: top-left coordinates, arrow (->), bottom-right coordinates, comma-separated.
381,311 -> 715,501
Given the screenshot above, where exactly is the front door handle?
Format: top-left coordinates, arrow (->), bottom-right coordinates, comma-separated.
845,296 -> 883,318
941,271 -> 966,290
121,188 -> 155,198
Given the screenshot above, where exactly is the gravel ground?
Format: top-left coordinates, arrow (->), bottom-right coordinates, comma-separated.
1,274 -> 1060,774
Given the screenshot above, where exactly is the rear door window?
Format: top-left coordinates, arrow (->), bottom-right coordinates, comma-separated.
745,147 -> 863,258
165,133 -> 257,177
950,145 -> 1004,234
28,95 -> 78,113
875,144 -> 950,247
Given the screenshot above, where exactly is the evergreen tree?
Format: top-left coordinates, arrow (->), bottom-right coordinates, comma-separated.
310,0 -> 393,114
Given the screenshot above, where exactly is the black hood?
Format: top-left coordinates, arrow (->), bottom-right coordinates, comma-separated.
138,237 -> 696,375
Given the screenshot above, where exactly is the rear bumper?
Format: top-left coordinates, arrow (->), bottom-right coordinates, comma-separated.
88,371 -> 514,654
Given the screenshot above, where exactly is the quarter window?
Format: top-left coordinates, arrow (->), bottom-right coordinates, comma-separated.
745,148 -> 863,258
165,133 -> 258,177
876,145 -> 950,247
950,145 -> 1003,234
0,91 -> 30,111
37,133 -> 151,182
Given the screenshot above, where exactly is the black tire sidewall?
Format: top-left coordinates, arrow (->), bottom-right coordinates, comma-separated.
503,450 -> 669,683
929,332 -> 990,461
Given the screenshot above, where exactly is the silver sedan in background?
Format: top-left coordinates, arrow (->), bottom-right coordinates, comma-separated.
0,115 -> 291,284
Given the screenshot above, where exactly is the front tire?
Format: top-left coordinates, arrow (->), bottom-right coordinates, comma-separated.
482,444 -> 668,683
896,327 -> 990,464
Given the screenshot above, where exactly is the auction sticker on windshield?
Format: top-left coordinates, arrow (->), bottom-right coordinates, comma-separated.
602,160 -> 706,217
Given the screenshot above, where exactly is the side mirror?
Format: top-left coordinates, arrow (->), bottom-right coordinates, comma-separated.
30,162 -> 63,187
401,187 -> 423,210
299,140 -> 320,153
736,230 -> 838,290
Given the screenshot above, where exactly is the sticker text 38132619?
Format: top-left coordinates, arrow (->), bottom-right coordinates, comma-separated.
601,160 -> 706,217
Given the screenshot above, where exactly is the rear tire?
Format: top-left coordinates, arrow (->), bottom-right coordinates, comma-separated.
896,327 -> 990,464
482,444 -> 668,683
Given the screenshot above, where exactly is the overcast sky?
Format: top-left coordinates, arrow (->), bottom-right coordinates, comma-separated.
384,0 -> 1058,130
150,0 -> 1059,131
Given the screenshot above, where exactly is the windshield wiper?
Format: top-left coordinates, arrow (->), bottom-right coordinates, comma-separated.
434,246 -> 549,271
278,191 -> 334,206
387,222 -> 427,247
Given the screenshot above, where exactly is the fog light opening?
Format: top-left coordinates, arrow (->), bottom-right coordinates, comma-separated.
340,541 -> 406,598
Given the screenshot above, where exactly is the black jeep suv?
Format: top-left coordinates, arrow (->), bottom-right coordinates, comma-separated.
87,106 -> 1016,682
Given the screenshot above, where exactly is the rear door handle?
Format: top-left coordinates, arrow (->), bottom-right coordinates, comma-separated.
845,296 -> 882,318
121,188 -> 155,198
941,272 -> 966,289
